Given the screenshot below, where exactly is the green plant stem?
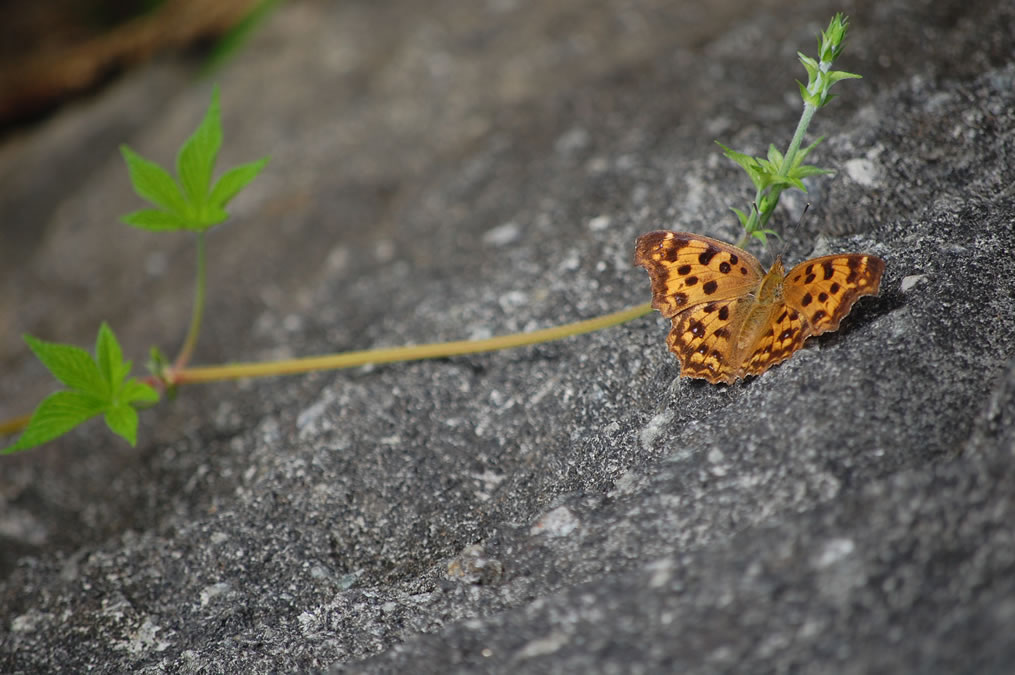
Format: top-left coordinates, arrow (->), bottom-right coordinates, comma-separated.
174,302 -> 654,383
174,232 -> 207,370
735,102 -> 819,249
780,103 -> 817,176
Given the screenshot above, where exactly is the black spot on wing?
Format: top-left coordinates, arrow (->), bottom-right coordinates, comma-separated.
698,247 -> 720,265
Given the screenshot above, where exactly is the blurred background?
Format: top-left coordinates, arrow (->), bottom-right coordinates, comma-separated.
0,0 -> 271,128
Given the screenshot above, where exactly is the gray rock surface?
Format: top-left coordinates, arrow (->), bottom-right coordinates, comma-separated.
2,0 -> 1014,672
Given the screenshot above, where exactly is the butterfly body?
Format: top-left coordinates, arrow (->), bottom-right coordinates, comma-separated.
635,231 -> 885,384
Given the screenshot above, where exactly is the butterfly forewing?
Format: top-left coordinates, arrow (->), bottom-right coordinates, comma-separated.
634,231 -> 764,318
781,254 -> 885,335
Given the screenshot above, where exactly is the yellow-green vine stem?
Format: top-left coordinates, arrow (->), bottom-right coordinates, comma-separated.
0,302 -> 654,434
175,302 -> 653,383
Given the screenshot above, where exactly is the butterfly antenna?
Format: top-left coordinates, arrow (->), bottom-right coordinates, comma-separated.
780,202 -> 811,260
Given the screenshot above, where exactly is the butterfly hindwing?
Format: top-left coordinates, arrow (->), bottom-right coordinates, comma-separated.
665,297 -> 748,383
742,301 -> 810,377
782,254 -> 885,335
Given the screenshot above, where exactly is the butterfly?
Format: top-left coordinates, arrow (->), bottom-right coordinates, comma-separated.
634,231 -> 885,384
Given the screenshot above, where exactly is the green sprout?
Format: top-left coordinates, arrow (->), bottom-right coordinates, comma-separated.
719,13 -> 861,247
4,324 -> 158,452
119,86 -> 269,233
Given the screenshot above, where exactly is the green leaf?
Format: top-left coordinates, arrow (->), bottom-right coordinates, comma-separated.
729,206 -> 750,228
121,209 -> 190,231
9,324 -> 161,452
208,157 -> 270,208
798,52 -> 819,81
817,92 -> 839,108
3,391 -> 106,453
177,86 -> 223,205
774,175 -> 807,191
716,142 -> 766,188
120,145 -> 187,214
797,80 -> 817,107
122,379 -> 160,405
827,70 -> 862,85
789,164 -> 834,180
766,144 -> 784,169
189,203 -> 230,230
23,335 -> 106,396
751,230 -> 770,245
120,86 -> 268,234
791,136 -> 826,168
104,404 -> 140,446
96,322 -> 128,389
755,157 -> 778,176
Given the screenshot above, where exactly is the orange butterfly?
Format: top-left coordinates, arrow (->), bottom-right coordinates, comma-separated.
635,231 -> 885,384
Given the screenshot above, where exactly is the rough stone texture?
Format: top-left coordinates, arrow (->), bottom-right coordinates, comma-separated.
2,0 -> 1014,672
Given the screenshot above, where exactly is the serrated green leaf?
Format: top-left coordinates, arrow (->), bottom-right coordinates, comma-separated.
208,157 -> 270,208
121,209 -> 190,231
104,404 -> 140,446
177,86 -> 223,206
95,322 -> 128,390
23,335 -> 106,397
3,391 -> 106,453
122,379 -> 160,405
120,145 -> 187,214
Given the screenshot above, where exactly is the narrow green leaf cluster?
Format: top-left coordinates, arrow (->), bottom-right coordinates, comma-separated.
797,14 -> 862,109
3,324 -> 159,453
717,13 -> 860,247
120,86 -> 269,232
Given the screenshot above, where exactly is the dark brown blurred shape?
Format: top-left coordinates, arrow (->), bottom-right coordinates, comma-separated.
0,0 -> 262,127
